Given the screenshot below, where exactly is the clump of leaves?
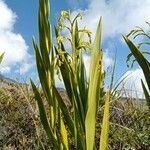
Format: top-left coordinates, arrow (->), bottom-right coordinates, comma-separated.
126,22 -> 150,68
31,0 -> 110,149
124,22 -> 150,109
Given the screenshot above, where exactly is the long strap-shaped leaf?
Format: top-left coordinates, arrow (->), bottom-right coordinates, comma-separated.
33,38 -> 52,105
141,80 -> 150,109
55,44 -> 85,131
99,92 -> 110,150
123,36 -> 150,91
60,118 -> 69,150
85,17 -> 102,150
77,51 -> 88,115
31,80 -> 58,148
53,86 -> 85,149
53,86 -> 75,134
54,42 -> 73,103
39,0 -> 52,58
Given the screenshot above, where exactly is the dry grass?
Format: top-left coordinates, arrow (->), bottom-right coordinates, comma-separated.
0,84 -> 149,150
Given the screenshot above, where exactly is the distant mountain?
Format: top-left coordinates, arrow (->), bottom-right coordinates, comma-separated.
0,74 -> 71,107
0,74 -> 5,80
0,74 -> 18,88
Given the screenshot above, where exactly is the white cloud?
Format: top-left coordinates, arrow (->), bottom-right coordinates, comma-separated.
72,0 -> 150,39
119,68 -> 146,99
70,0 -> 150,97
0,0 -> 33,74
0,0 -> 16,31
18,56 -> 35,75
103,49 -> 113,68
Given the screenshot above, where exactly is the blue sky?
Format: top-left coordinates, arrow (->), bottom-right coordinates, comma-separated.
0,0 -> 149,98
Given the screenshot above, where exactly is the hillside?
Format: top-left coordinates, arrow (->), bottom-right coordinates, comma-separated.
0,74 -> 18,88
0,75 -> 149,149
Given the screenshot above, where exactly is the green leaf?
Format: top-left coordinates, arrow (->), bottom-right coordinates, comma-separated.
110,52 -> 117,92
33,38 -> 52,105
77,51 -> 88,114
54,45 -> 73,103
99,92 -> 110,150
53,85 -> 85,149
0,52 -> 4,64
85,17 -> 103,150
30,80 -> 58,148
38,0 -> 52,56
60,118 -> 69,150
141,80 -> 150,109
123,36 -> 150,91
55,44 -> 85,130
52,86 -> 75,135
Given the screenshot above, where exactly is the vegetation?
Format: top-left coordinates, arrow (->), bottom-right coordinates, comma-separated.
124,22 -> 150,109
0,52 -> 4,64
0,84 -> 149,149
31,0 -> 110,149
0,84 -> 52,149
0,0 -> 149,150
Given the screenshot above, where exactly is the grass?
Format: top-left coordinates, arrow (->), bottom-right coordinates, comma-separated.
0,84 -> 149,149
0,83 -> 55,150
